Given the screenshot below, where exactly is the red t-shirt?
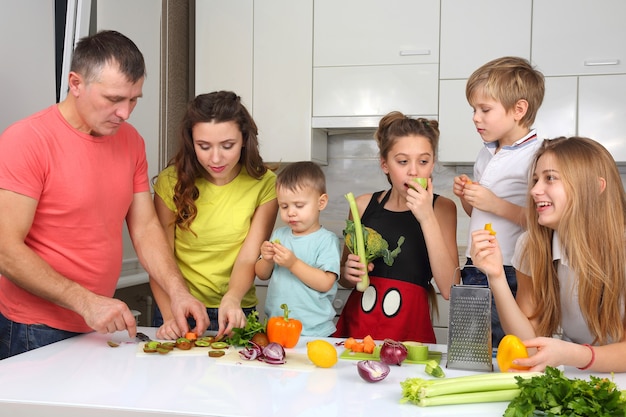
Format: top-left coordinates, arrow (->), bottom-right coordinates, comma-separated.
0,105 -> 149,332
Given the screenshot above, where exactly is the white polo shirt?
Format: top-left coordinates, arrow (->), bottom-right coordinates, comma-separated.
466,130 -> 542,265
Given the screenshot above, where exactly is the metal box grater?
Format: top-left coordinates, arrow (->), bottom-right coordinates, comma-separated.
446,284 -> 493,371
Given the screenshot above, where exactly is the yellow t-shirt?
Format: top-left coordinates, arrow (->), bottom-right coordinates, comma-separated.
154,165 -> 277,307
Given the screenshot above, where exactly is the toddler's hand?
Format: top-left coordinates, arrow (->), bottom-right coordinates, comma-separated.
259,240 -> 276,261
271,243 -> 297,269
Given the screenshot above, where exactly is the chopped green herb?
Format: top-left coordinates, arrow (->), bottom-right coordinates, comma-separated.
504,366 -> 626,417
226,310 -> 267,346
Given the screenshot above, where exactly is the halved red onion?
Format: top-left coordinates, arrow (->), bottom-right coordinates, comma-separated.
262,342 -> 286,363
357,360 -> 390,383
238,341 -> 286,365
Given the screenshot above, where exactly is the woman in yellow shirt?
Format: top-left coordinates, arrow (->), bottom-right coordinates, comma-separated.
151,91 -> 278,340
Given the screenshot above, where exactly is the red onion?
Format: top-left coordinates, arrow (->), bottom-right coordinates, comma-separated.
261,342 -> 286,364
238,341 -> 263,361
239,341 -> 286,365
357,360 -> 390,383
379,339 -> 408,366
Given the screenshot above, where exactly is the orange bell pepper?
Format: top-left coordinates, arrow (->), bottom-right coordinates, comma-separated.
267,303 -> 302,348
496,334 -> 530,372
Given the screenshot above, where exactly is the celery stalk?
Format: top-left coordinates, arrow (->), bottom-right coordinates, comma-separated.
420,372 -> 542,398
400,372 -> 543,407
345,192 -> 369,292
417,389 -> 522,407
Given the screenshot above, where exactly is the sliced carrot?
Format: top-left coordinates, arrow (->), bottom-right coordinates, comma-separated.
344,337 -> 357,350
363,335 -> 376,354
351,342 -> 365,353
185,331 -> 198,341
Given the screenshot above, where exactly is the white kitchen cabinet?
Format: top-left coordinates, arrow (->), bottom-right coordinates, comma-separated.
578,74 -> 626,161
534,77 -> 577,141
313,64 -> 438,120
312,0 -> 439,126
313,0 -> 439,67
439,0 -> 531,80
532,0 -> 626,76
253,0 -> 326,164
438,79 -> 481,164
195,0 -> 253,106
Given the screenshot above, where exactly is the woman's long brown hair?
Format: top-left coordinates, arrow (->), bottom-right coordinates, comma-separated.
168,91 -> 267,233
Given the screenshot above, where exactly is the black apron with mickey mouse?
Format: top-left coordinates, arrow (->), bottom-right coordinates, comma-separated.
333,190 -> 437,343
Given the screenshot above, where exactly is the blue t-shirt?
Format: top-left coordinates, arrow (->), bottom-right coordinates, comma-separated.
264,226 -> 341,337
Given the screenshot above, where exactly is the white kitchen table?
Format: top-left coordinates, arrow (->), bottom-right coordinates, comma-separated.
0,327 -> 623,417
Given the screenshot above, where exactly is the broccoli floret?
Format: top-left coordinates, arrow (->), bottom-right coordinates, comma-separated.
343,219 -> 404,267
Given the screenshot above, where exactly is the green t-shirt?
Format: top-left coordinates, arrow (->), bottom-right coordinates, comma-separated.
154,165 -> 276,307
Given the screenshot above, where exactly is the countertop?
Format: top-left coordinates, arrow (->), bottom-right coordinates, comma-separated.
0,327 -> 624,417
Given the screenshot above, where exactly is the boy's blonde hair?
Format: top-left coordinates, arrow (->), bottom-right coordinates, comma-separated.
276,161 -> 326,195
466,56 -> 545,128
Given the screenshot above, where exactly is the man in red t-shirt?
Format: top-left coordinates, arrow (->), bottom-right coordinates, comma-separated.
0,30 -> 208,359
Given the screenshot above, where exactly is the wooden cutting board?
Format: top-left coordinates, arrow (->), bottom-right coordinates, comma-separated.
215,350 -> 316,371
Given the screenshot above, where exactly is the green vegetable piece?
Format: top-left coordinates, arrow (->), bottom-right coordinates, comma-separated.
194,340 -> 211,347
424,359 -> 445,378
414,177 -> 428,190
407,177 -> 428,191
226,310 -> 268,346
344,192 -> 368,291
146,341 -> 160,350
272,239 -> 281,244
343,192 -> 405,292
210,342 -> 229,349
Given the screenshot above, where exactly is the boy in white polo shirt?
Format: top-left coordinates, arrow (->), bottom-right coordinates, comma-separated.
452,56 -> 545,348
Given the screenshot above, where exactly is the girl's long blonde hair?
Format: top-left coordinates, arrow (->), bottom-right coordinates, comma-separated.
522,137 -> 626,344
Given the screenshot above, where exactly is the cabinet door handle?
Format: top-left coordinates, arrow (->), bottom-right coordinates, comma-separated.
584,59 -> 620,66
399,49 -> 431,56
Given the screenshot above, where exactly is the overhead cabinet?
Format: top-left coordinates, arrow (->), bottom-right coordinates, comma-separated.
439,0 -> 532,80
532,0 -> 626,76
437,0 -> 532,163
312,0 -> 440,128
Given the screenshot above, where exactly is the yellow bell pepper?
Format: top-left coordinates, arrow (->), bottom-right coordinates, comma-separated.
496,334 -> 530,372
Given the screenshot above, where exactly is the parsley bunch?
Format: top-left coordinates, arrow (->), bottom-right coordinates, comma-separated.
226,310 -> 267,346
504,366 -> 626,417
